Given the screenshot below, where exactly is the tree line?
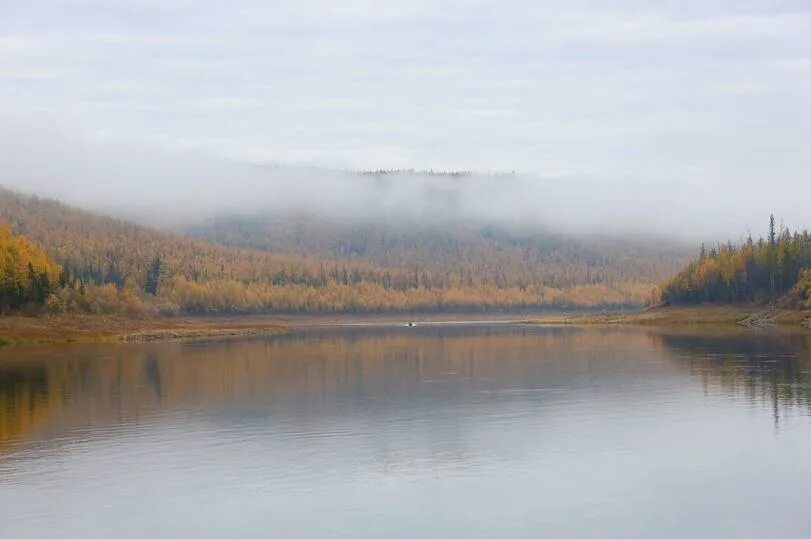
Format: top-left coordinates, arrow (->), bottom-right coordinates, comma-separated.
661,215 -> 811,305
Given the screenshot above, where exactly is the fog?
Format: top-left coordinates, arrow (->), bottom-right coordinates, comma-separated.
0,118 -> 805,242
3,1 -> 811,243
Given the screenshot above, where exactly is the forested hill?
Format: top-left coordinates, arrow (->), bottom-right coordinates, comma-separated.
182,215 -> 690,291
0,187 -> 688,315
662,216 -> 811,307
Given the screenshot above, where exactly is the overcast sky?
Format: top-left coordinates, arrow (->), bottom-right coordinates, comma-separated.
1,1 -> 810,236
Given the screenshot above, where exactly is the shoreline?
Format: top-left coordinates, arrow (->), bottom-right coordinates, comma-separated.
2,305 -> 809,346
527,305 -> 811,328
0,312 -> 545,346
0,315 -> 291,346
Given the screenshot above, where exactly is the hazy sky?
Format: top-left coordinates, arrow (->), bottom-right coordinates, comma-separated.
1,1 -> 810,236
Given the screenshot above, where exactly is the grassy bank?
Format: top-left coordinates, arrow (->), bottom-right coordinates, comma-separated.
0,315 -> 290,346
529,304 -> 811,327
531,304 -> 811,327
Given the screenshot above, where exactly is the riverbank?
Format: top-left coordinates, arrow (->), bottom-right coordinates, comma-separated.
4,304 -> 809,346
529,305 -> 811,328
0,315 -> 291,346
0,311 -> 591,346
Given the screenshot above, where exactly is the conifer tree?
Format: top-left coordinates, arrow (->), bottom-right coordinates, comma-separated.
144,257 -> 163,295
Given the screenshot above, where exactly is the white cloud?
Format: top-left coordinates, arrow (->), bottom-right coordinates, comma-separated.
541,11 -> 811,44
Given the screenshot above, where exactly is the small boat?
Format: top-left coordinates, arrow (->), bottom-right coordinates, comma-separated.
407,322 -> 416,327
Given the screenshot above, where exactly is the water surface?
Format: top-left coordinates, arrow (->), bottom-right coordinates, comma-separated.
2,324 -> 811,538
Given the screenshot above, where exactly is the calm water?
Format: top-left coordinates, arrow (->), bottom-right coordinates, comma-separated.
2,324 -> 811,538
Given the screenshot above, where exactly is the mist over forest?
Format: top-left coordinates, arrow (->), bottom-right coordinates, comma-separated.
0,119 -> 802,244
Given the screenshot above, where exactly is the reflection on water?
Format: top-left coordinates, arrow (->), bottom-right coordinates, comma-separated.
659,329 -> 811,426
1,324 -> 811,538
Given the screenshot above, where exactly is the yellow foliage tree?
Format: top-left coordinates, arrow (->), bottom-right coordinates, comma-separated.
0,224 -> 61,313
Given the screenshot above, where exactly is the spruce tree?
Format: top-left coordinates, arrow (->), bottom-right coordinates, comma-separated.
144,257 -> 163,295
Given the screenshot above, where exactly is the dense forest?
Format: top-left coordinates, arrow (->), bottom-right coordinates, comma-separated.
662,215 -> 811,306
0,187 -> 687,316
183,214 -> 688,291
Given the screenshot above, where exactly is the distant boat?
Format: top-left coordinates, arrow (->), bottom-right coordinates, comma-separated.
407,322 -> 416,327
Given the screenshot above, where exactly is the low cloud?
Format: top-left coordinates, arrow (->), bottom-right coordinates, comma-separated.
0,119 -> 805,242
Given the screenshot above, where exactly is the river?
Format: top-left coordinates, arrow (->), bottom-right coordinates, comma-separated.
1,323 -> 810,538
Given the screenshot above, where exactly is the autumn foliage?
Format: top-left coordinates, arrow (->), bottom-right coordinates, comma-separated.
0,187 -> 678,316
662,216 -> 811,306
0,225 -> 61,314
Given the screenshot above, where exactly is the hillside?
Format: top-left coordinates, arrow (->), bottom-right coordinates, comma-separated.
182,214 -> 689,293
0,187 -> 688,315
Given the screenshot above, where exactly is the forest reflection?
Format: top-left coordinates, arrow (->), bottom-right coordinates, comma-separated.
2,325 -> 811,452
656,328 -> 811,427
